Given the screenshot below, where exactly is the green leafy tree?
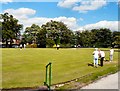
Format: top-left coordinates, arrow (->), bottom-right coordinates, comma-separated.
90,29 -> 98,47
37,27 -> 47,48
1,13 -> 23,47
112,31 -> 120,48
81,30 -> 92,47
95,28 -> 112,47
41,20 -> 73,47
0,21 -> 2,42
74,31 -> 83,47
23,24 -> 40,44
75,28 -> 113,48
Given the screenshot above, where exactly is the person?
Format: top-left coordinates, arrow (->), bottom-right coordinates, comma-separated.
24,44 -> 26,49
93,48 -> 99,67
110,47 -> 114,62
99,50 -> 105,67
57,44 -> 60,50
20,44 -> 22,50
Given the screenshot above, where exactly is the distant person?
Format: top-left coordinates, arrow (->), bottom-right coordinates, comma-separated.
93,48 -> 99,67
110,47 -> 114,62
24,44 -> 26,49
20,44 -> 22,50
57,44 -> 60,50
99,50 -> 105,67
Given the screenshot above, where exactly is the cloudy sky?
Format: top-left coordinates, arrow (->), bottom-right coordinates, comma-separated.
0,0 -> 119,33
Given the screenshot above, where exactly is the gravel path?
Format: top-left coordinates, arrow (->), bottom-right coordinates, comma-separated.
81,72 -> 119,89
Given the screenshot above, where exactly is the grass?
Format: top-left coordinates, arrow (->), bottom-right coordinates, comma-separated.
58,64 -> 118,89
1,48 -> 119,89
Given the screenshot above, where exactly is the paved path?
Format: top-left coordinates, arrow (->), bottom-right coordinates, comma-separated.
81,72 -> 119,89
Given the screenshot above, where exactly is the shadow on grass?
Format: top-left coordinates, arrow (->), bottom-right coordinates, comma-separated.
87,62 -> 103,67
87,63 -> 94,67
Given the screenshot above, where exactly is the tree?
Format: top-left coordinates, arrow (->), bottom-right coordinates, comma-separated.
37,27 -> 47,48
90,28 -> 112,48
96,28 -> 112,47
41,20 -> 73,47
0,21 -> 2,42
1,13 -> 23,47
23,24 -> 40,44
112,31 -> 120,48
74,31 -> 83,47
74,30 -> 93,47
75,28 -> 113,48
91,29 -> 98,47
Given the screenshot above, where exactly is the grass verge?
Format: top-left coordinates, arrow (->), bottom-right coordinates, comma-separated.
56,64 -> 119,90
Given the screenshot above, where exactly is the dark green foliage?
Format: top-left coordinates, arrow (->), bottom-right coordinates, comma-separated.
1,13 -> 119,48
22,24 -> 40,44
37,28 -> 47,48
26,44 -> 37,48
74,28 -> 119,48
0,21 -> 2,41
46,39 -> 55,48
112,31 -> 120,48
41,20 -> 74,47
91,28 -> 112,48
1,13 -> 23,47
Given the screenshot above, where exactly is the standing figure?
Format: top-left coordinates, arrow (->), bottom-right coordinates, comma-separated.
57,44 -> 60,50
93,48 -> 99,67
110,47 -> 114,62
99,50 -> 105,67
24,44 -> 26,49
20,44 -> 22,50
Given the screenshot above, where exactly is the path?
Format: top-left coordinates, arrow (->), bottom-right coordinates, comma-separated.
81,72 -> 119,90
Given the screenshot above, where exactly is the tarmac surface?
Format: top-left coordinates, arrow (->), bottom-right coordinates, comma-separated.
81,72 -> 119,90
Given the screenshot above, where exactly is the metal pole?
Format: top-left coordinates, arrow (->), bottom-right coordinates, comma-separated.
44,62 -> 52,90
49,63 -> 52,90
46,65 -> 48,84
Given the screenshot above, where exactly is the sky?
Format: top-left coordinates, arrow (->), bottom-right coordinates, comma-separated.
0,0 -> 119,33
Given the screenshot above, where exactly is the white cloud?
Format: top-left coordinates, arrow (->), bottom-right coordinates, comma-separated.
79,20 -> 118,31
58,0 -> 107,13
0,0 -> 13,3
73,0 -> 107,13
3,8 -> 36,19
3,8 -> 78,31
21,18 -> 118,32
2,8 -> 118,32
78,18 -> 84,21
21,16 -> 78,31
57,0 -> 80,8
53,17 -> 78,30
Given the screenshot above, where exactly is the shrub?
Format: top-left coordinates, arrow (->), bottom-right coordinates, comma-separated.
60,43 -> 73,48
26,44 -> 37,48
46,39 -> 55,48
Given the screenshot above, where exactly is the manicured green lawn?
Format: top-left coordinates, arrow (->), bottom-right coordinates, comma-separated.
1,48 -> 119,89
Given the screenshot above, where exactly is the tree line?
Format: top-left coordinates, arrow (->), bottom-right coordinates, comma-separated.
1,13 -> 120,48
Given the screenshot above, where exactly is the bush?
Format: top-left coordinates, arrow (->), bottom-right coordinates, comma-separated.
26,44 -> 37,48
60,43 -> 73,48
46,39 -> 55,48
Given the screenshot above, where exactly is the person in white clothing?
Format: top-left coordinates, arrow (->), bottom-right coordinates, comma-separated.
24,44 -> 26,49
110,47 -> 114,62
57,44 -> 60,50
20,44 -> 22,50
93,48 -> 99,67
